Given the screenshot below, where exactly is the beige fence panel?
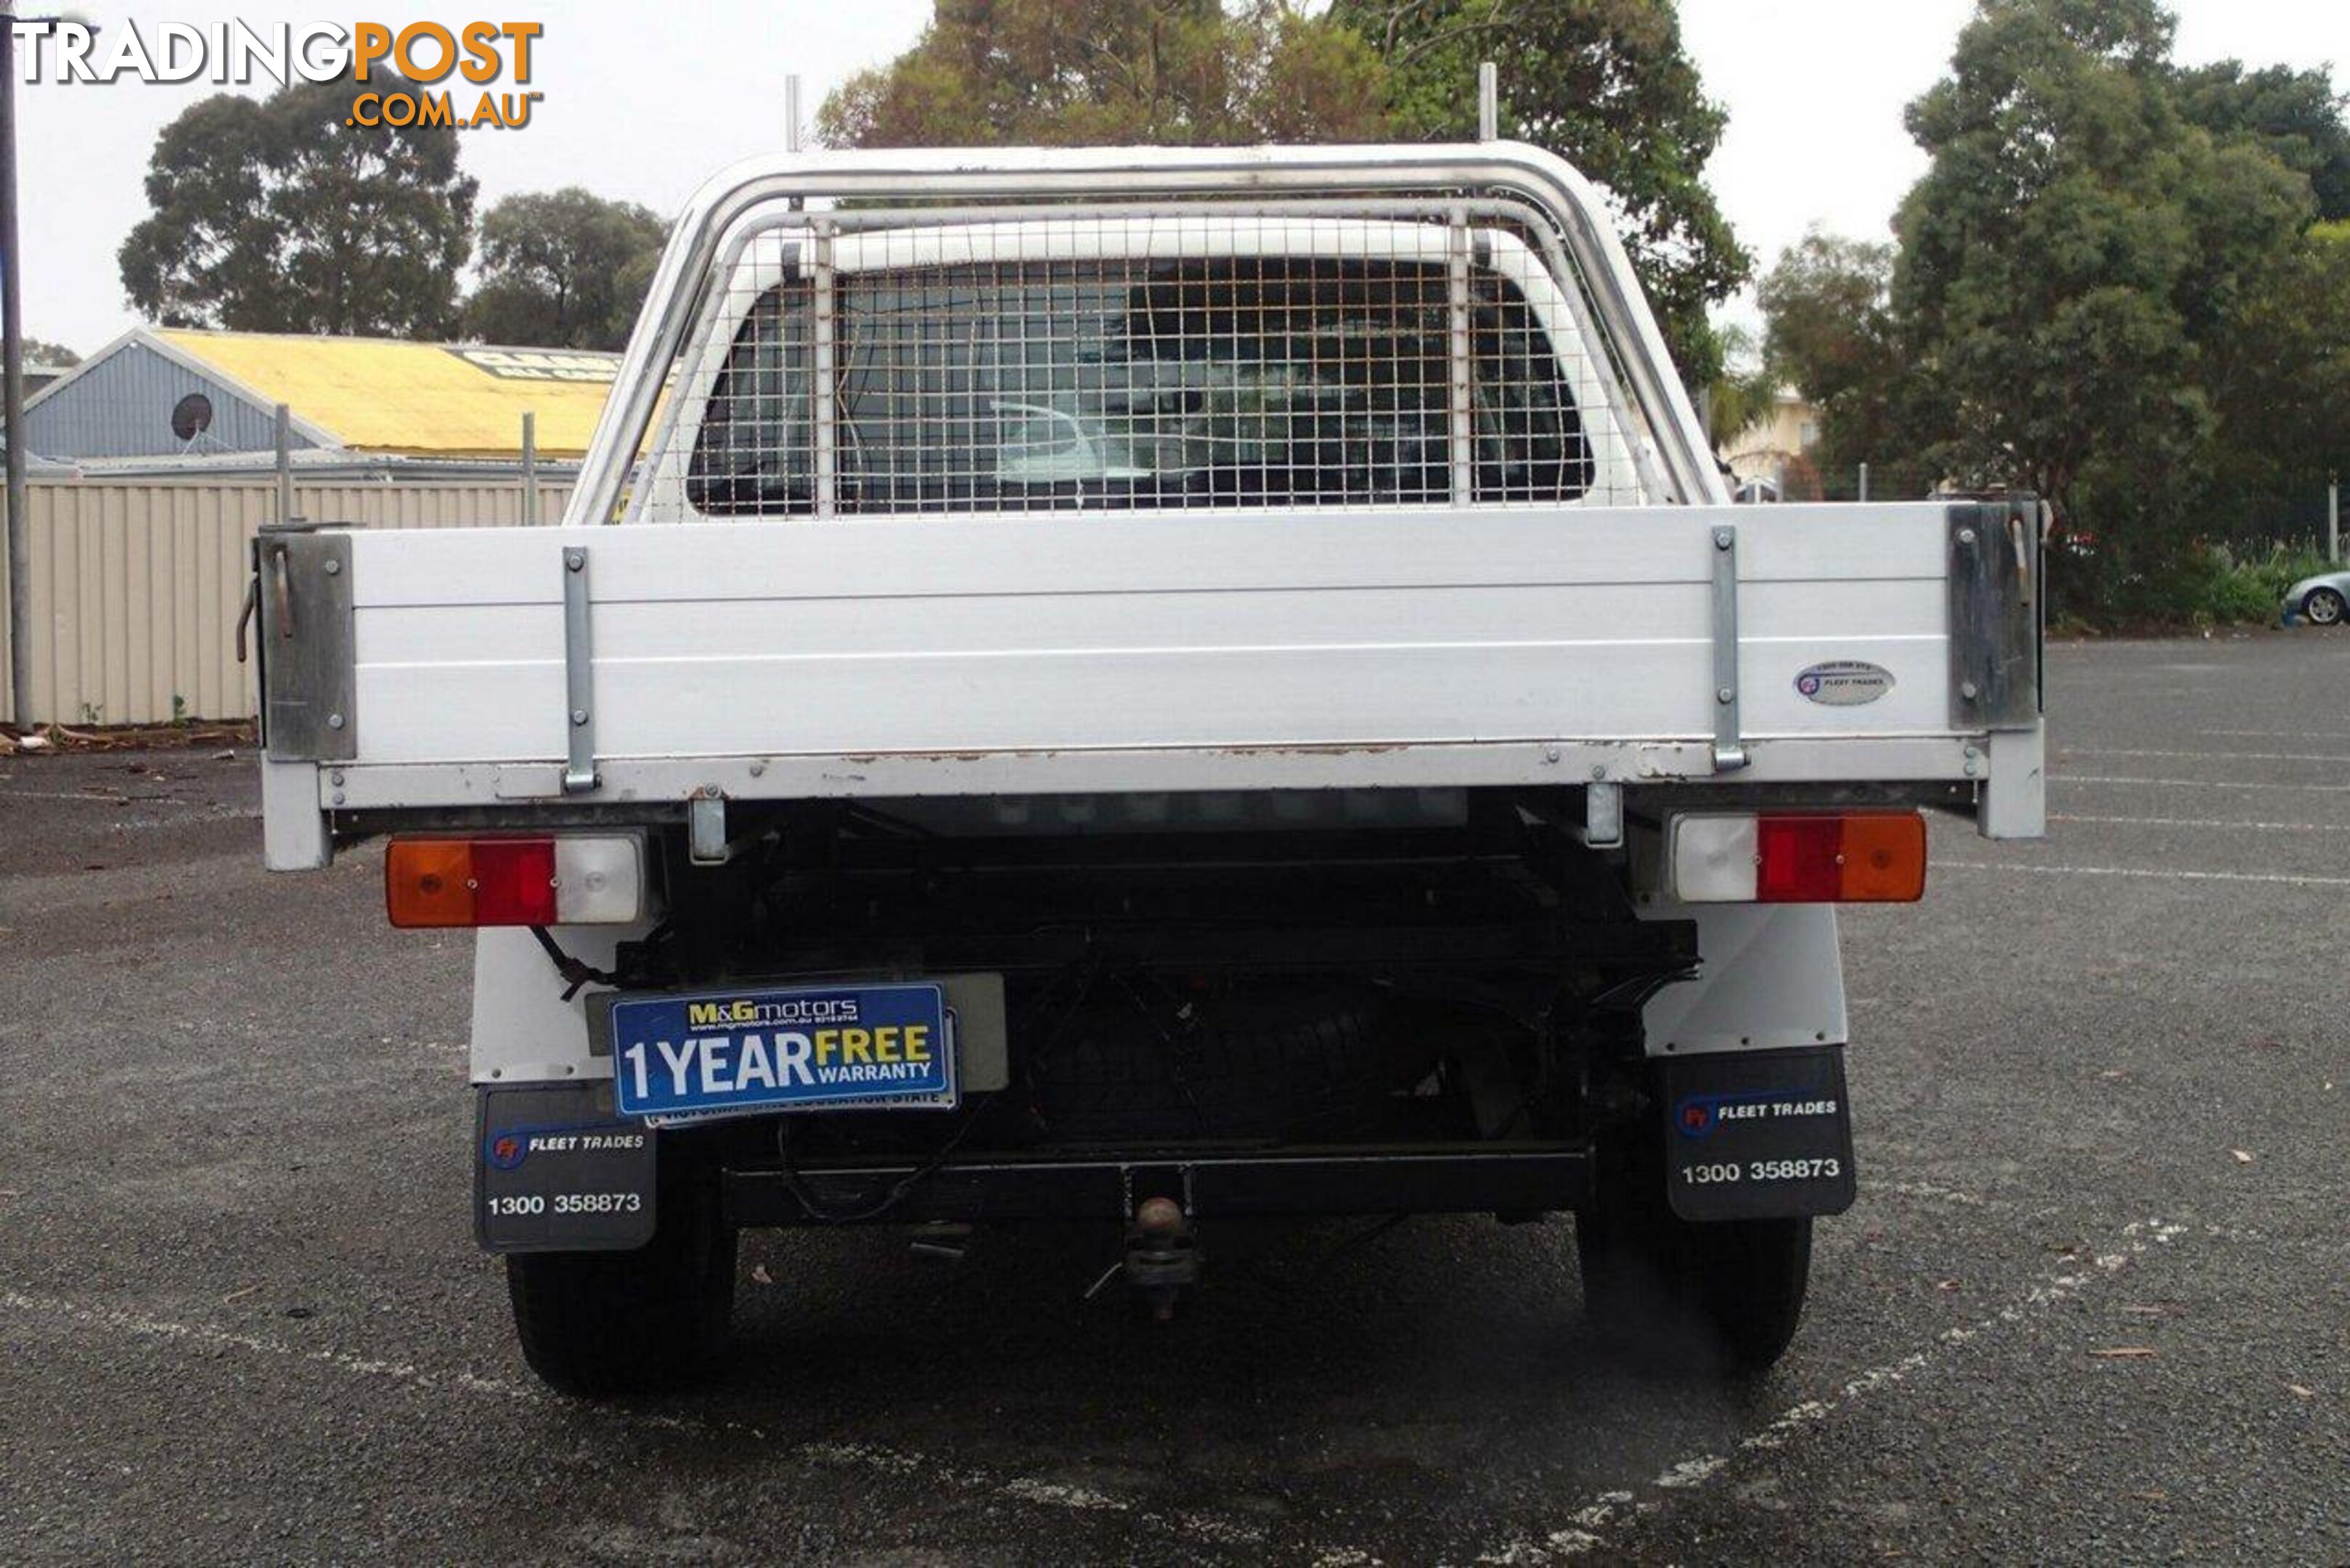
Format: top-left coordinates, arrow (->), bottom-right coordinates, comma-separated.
1,478 -> 575,726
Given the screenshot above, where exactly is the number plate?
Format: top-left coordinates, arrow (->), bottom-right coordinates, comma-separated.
1662,1046 -> 1857,1222
603,981 -> 956,1121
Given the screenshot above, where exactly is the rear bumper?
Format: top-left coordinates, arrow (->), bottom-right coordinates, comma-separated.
723,1143 -> 1591,1226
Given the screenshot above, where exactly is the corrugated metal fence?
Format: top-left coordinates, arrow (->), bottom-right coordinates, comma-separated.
0,478 -> 572,726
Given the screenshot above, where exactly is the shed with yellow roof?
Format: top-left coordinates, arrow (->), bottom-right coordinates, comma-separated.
24,327 -> 619,467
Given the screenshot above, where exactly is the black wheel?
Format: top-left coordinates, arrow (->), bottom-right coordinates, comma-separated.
1578,1148 -> 1812,1372
2304,587 -> 2346,626
506,1166 -> 736,1397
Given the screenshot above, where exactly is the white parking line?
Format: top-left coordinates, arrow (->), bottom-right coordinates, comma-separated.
1476,1218 -> 2190,1564
0,1287 -> 1262,1544
0,789 -> 239,809
2056,774 -> 2350,793
2052,814 -> 2350,833
1874,1179 -> 1994,1210
0,1289 -> 545,1403
2061,747 -> 2350,764
1938,860 -> 2350,888
2196,728 -> 2346,741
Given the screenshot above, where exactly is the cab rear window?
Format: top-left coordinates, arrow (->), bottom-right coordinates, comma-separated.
687,256 -> 1590,515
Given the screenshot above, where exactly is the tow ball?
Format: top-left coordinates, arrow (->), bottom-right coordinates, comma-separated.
1123,1196 -> 1199,1320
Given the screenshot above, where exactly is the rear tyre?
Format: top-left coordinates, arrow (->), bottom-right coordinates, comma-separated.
507,1167 -> 736,1397
1578,1162 -> 1812,1373
2304,587 -> 2346,626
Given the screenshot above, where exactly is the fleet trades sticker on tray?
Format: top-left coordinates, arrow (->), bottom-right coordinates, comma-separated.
605,981 -> 954,1119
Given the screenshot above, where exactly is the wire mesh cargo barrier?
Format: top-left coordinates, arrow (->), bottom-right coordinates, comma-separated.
639,200 -> 1662,520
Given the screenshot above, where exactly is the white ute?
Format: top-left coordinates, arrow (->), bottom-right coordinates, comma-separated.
253,142 -> 2044,1395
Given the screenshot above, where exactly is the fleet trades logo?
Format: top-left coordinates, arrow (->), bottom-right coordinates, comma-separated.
9,19 -> 545,130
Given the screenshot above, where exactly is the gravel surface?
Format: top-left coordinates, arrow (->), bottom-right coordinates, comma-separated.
2,634 -> 2345,1564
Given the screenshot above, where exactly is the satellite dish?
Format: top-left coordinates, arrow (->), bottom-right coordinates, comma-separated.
170,392 -> 213,444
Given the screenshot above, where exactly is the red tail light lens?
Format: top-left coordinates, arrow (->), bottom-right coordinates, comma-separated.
1670,812 -> 1927,903
386,837 -> 555,927
467,838 -> 560,925
1755,815 -> 1843,902
1758,812 -> 1926,902
386,835 -> 644,928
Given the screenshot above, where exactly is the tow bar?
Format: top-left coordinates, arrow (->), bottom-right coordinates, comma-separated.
1123,1196 -> 1199,1320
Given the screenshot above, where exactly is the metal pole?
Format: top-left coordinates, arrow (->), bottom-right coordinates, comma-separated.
521,411 -> 538,525
1477,62 -> 1498,142
274,403 -> 295,523
1445,205 -> 1474,507
2329,477 -> 2340,565
786,74 -> 802,152
1,4 -> 32,730
1857,462 -> 1869,503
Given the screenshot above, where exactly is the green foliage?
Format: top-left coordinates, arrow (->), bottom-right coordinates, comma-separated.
121,71 -> 478,338
1333,0 -> 1748,386
462,189 -> 669,351
1759,0 -> 2350,624
1701,323 -> 1779,444
1756,232 -> 1906,475
2166,544 -> 2336,626
824,1 -> 1747,386
1888,0 -> 2287,520
22,338 -> 80,366
818,0 -> 1390,149
2176,61 -> 2350,222
2200,221 -> 2350,510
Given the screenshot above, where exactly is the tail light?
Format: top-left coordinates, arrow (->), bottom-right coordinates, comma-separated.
385,835 -> 644,928
1669,812 -> 1926,904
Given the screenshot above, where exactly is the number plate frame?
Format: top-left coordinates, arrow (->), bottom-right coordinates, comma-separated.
1661,1045 -> 1857,1222
597,980 -> 958,1122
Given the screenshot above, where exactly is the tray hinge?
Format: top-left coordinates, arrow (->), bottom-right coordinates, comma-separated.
1947,500 -> 2042,730
1709,524 -> 1748,772
256,529 -> 355,762
562,545 -> 599,793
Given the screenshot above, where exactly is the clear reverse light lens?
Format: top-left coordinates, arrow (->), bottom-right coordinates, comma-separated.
553,836 -> 644,924
1670,814 -> 1760,902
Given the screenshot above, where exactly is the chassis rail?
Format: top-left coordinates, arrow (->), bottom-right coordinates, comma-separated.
726,1143 -> 1592,1226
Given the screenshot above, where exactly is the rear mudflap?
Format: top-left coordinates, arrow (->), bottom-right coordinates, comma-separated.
1659,1045 -> 1856,1221
476,1083 -> 657,1253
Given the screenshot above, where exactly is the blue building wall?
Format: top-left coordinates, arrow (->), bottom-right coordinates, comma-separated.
25,340 -> 327,460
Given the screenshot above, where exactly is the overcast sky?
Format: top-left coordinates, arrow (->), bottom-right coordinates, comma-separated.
14,1 -> 2349,357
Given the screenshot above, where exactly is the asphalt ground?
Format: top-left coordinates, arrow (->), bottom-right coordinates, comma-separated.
2,634 -> 2346,1565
